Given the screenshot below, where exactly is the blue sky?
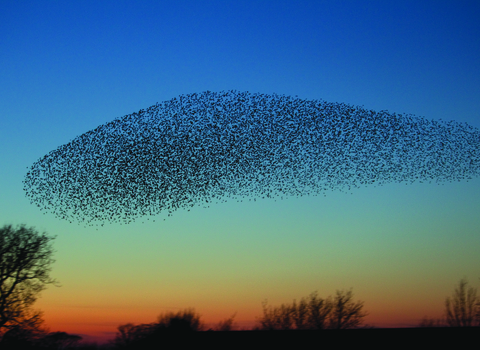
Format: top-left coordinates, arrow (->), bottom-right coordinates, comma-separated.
1,0 -> 480,341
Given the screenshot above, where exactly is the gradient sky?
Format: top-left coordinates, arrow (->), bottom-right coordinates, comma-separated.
1,0 -> 480,342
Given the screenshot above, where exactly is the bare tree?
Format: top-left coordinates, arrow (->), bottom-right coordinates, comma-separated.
111,323 -> 157,348
257,290 -> 367,330
291,297 -> 309,329
112,323 -> 138,348
329,289 -> 368,329
0,225 -> 56,334
445,278 -> 478,327
258,300 -> 296,330
304,291 -> 333,330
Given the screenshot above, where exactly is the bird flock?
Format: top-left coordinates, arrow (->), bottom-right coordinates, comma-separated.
23,90 -> 480,225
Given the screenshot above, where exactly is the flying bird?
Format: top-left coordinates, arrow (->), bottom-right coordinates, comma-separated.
23,90 -> 480,224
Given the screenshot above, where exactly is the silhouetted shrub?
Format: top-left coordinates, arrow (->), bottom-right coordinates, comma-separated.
418,317 -> 445,327
112,308 -> 204,348
38,331 -> 82,349
156,308 -> 203,332
212,313 -> 236,331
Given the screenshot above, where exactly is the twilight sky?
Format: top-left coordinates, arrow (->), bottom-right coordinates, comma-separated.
1,0 -> 480,342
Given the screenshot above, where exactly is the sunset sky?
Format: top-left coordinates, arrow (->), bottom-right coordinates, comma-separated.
1,0 -> 480,343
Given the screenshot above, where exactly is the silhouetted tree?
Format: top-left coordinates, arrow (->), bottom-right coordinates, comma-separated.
113,323 -> 138,348
445,278 -> 479,327
0,225 -> 56,337
259,300 -> 296,330
329,289 -> 368,329
257,290 -> 367,330
303,291 -> 333,330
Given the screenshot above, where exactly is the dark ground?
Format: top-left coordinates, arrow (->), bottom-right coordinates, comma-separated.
2,327 -> 479,349
112,327 -> 480,348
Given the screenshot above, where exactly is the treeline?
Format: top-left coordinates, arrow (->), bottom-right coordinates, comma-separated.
3,225 -> 479,349
0,328 -> 86,350
109,289 -> 367,349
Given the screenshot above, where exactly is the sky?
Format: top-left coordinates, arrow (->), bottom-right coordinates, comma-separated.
1,0 -> 480,342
